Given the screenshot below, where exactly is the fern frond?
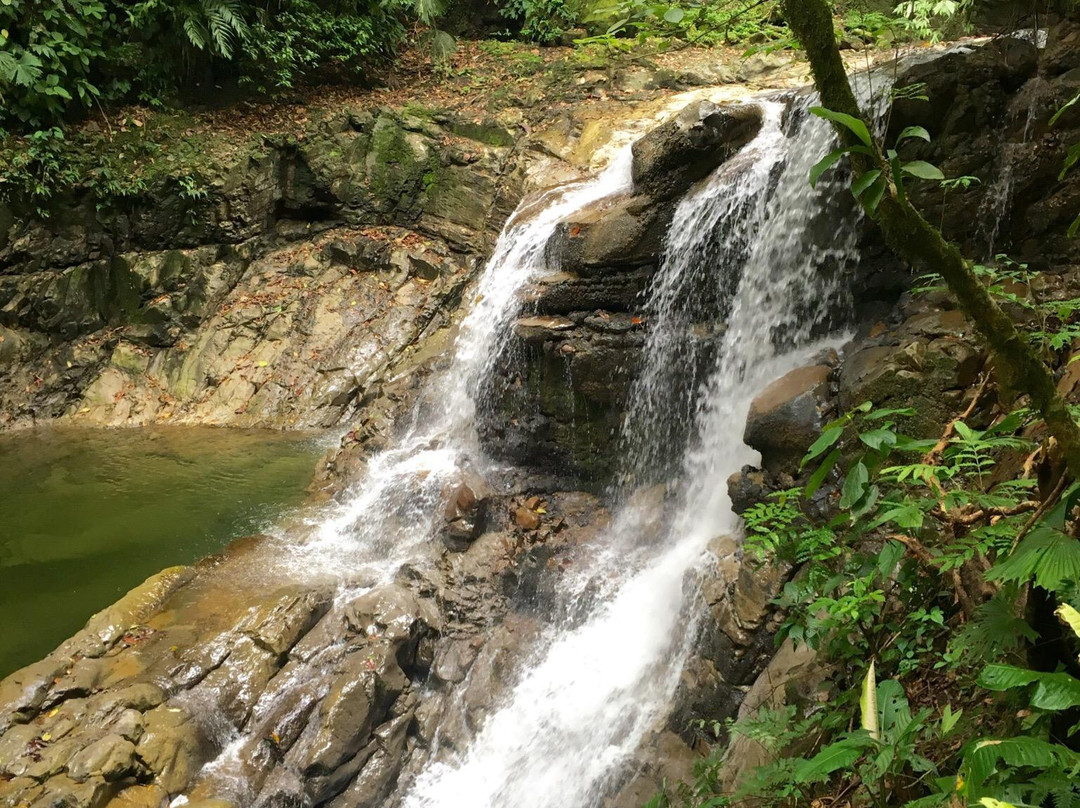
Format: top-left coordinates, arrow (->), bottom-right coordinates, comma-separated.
987,526 -> 1080,590
412,0 -> 447,25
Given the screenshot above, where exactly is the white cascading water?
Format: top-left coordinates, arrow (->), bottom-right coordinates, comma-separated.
400,93 -> 866,808
280,145 -> 638,580
184,103 -> 705,805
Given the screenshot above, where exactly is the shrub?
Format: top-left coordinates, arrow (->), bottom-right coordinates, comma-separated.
238,0 -> 405,92
0,0 -> 110,126
499,0 -> 579,43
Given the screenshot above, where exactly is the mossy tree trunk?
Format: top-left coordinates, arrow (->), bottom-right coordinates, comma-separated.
782,0 -> 1080,479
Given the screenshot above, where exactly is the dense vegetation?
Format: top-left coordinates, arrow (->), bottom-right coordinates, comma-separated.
647,1 -> 1080,806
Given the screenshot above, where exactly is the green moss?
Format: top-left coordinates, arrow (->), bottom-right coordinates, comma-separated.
367,114 -> 440,219
448,120 -> 515,148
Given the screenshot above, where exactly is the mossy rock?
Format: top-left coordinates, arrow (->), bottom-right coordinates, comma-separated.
367,114 -> 439,221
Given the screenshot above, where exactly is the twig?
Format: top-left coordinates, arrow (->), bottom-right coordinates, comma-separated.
932,500 -> 1040,526
923,374 -> 991,466
1011,472 -> 1068,551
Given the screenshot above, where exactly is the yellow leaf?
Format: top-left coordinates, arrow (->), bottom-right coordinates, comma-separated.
258,360 -> 268,367
46,708 -> 59,718
40,733 -> 51,742
1057,603 -> 1080,641
535,508 -> 547,514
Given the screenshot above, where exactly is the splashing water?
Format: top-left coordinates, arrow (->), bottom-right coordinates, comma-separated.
401,92 -> 866,808
184,109 -> 685,806
282,146 -> 639,581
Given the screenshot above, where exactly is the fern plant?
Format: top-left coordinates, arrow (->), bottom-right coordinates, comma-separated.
128,0 -> 250,60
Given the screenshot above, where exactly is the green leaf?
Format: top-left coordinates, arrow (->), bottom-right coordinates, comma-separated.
1050,91 -> 1079,127
896,125 -> 931,144
1061,143 -> 1080,180
902,160 -> 945,181
662,6 -> 684,23
978,664 -> 1080,711
965,736 -> 1080,788
987,525 -> 1080,590
810,148 -> 848,188
859,427 -> 897,451
840,460 -> 869,510
793,735 -> 873,783
941,704 -> 962,735
978,664 -> 1041,691
863,176 -> 887,213
861,661 -> 879,740
852,169 -> 882,198
865,407 -> 916,420
1057,603 -> 1080,640
806,447 -> 842,498
802,425 -> 844,468
810,106 -> 874,147
1069,213 -> 1080,239
870,501 -> 924,530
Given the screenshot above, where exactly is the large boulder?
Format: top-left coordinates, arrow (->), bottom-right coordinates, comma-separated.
631,101 -> 762,200
743,364 -> 833,475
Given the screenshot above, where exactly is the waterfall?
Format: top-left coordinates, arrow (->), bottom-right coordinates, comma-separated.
181,104 -> 698,806
279,147 -> 638,581
400,93 -> 865,808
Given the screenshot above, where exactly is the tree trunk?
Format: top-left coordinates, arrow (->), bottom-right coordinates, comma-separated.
782,0 -> 1080,480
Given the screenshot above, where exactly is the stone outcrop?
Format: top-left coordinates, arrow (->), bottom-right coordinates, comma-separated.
0,489 -> 608,808
479,100 -> 765,481
0,108 -> 520,430
743,361 -> 835,475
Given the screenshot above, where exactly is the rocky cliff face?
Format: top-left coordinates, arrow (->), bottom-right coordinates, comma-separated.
0,108 -> 520,430
2,25 -> 1080,808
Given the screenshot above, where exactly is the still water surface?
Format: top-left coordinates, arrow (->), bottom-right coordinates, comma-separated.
0,426 -> 328,678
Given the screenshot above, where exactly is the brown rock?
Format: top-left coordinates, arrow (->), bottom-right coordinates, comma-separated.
67,734 -> 142,782
104,784 -> 170,808
514,506 -> 541,530
743,365 -> 832,474
136,705 -> 211,794
631,101 -> 763,200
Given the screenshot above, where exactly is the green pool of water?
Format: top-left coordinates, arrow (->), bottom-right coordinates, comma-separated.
0,426 -> 329,678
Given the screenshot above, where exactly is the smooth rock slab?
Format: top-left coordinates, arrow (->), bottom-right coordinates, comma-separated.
743,364 -> 832,475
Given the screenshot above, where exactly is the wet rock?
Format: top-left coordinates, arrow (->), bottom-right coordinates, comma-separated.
325,713 -> 411,808
239,587 -> 334,657
631,101 -> 763,200
441,471 -> 492,549
1044,20 -> 1080,77
547,193 -> 672,271
103,784 -> 170,808
67,734 -> 142,782
136,705 -> 211,794
514,506 -> 541,530
344,585 -> 439,653
716,639 -> 830,792
604,729 -> 697,808
727,466 -> 773,515
432,638 -> 482,684
838,309 -> 984,438
743,364 -> 832,474
302,646 -> 406,776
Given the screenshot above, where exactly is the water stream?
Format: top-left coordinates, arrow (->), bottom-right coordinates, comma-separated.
0,426 -> 326,679
176,86 -> 870,808
400,94 -> 865,808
